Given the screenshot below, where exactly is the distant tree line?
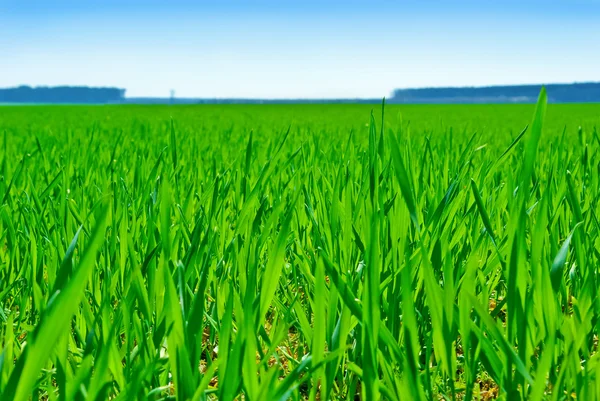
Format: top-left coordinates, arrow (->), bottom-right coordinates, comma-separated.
389,82 -> 600,104
0,86 -> 126,104
2,83 -> 599,104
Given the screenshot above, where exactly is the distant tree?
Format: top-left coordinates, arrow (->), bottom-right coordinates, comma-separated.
389,82 -> 600,104
0,86 -> 126,104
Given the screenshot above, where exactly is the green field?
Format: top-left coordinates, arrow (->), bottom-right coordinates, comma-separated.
1,95 -> 600,400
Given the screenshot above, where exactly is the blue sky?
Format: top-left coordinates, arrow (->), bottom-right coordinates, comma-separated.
1,0 -> 599,98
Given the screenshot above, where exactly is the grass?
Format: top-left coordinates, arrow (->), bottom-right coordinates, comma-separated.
0,94 -> 600,400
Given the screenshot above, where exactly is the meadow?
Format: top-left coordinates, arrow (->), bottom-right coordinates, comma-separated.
1,94 -> 600,400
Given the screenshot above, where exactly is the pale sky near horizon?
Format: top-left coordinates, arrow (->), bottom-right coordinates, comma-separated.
1,0 -> 599,98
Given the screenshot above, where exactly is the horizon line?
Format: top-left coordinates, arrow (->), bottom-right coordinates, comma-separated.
2,81 -> 599,100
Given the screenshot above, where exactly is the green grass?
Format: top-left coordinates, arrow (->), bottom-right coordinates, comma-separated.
1,97 -> 600,400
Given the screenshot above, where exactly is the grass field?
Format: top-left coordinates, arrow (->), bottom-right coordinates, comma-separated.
1,94 -> 600,400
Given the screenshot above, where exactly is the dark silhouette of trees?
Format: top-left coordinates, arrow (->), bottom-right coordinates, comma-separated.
2,83 -> 599,104
389,83 -> 600,104
0,86 -> 125,104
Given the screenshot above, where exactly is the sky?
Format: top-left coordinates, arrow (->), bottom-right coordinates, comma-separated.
1,0 -> 599,99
